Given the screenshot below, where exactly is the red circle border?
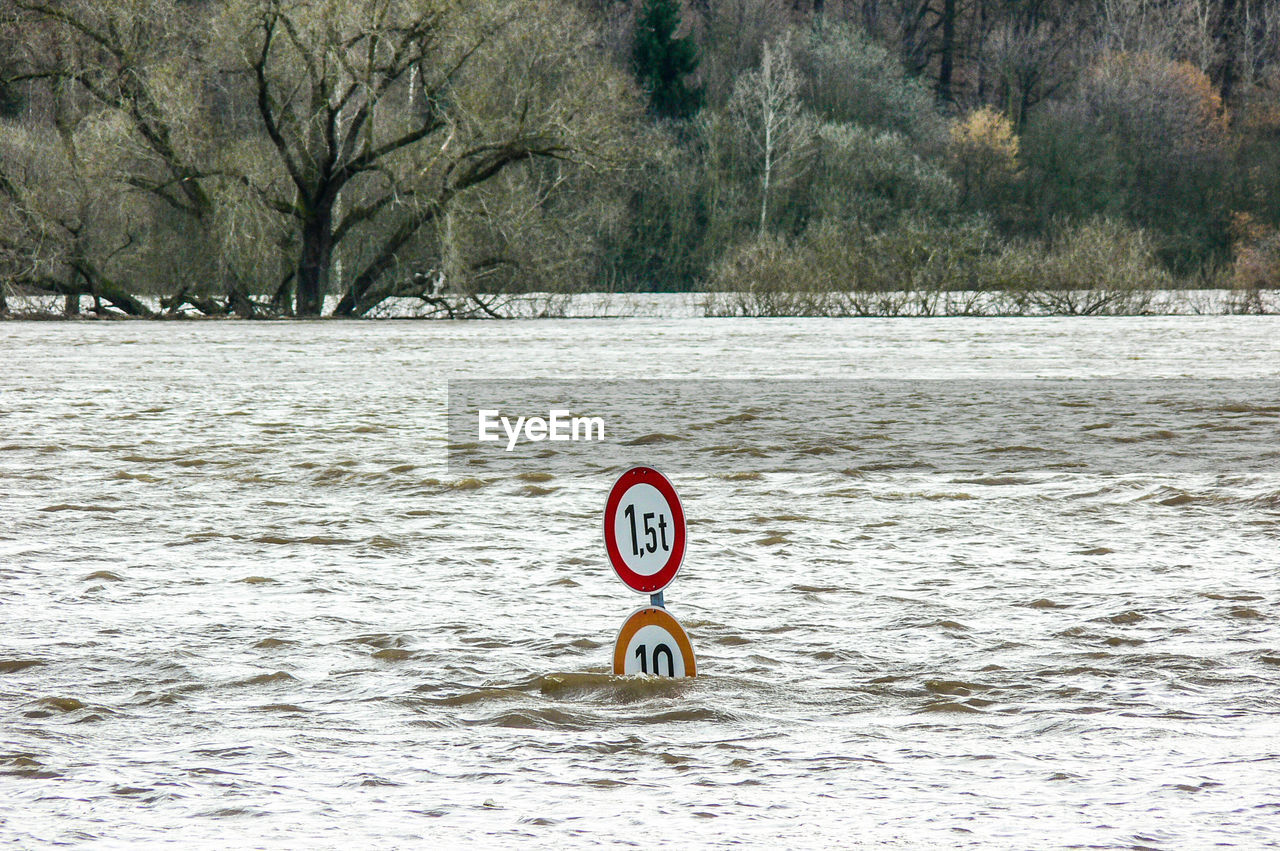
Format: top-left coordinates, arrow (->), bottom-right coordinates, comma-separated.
603,466 -> 686,594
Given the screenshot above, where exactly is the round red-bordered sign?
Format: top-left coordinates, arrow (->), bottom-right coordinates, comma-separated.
603,466 -> 686,594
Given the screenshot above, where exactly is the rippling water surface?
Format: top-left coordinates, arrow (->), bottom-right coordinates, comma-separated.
2,317 -> 1280,848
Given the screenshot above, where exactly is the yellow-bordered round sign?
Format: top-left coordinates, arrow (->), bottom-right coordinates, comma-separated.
612,606 -> 696,678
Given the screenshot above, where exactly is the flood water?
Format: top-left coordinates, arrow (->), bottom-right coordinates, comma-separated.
2,316 -> 1279,848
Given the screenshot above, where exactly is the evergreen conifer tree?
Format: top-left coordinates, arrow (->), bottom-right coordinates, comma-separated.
632,0 -> 703,120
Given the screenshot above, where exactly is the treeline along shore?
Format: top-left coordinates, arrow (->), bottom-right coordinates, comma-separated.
2,0 -> 1280,319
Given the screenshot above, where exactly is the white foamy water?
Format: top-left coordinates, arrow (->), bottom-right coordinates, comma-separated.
2,317 -> 1279,848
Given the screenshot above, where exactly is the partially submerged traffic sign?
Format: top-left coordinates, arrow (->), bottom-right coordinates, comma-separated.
604,466 -> 696,678
603,466 -> 686,595
612,606 -> 696,678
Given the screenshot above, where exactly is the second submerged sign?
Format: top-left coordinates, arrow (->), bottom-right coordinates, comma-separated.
613,606 -> 697,677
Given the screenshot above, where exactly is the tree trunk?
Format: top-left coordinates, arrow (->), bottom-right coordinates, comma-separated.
228,280 -> 259,318
760,122 -> 773,239
332,288 -> 359,317
296,207 -> 333,317
938,0 -> 956,103
272,274 -> 294,314
35,275 -> 154,317
975,0 -> 988,102
1213,0 -> 1239,103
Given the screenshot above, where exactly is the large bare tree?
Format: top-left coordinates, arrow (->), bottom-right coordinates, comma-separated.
1,0 -> 219,313
1,0 -> 637,316
220,0 -> 636,316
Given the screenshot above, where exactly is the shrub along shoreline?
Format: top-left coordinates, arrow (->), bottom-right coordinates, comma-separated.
4,285 -> 1274,320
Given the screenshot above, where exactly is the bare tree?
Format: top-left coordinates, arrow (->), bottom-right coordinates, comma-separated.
1239,0 -> 1280,89
982,0 -> 1091,129
9,0 -> 214,218
209,0 -> 638,317
696,0 -> 794,107
729,37 -> 814,237
3,0 -> 638,318
792,19 -> 945,145
0,72 -> 161,316
0,1 -> 204,311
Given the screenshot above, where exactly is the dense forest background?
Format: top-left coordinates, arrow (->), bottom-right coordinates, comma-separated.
2,0 -> 1279,317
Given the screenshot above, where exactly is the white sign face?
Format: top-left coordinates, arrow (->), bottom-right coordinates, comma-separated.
612,606 -> 696,678
611,482 -> 675,577
621,623 -> 688,678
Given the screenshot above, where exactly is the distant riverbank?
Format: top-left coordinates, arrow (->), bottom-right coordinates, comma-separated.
3,288 -> 1277,320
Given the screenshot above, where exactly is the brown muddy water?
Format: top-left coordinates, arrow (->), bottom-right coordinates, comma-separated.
2,317 -> 1279,848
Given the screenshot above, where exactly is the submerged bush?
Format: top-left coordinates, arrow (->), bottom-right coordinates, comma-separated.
705,216 -> 1172,317
807,218 -> 998,314
1231,213 -> 1280,288
998,218 -> 1169,314
705,232 -> 832,315
707,218 -> 1001,316
1228,212 -> 1280,313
